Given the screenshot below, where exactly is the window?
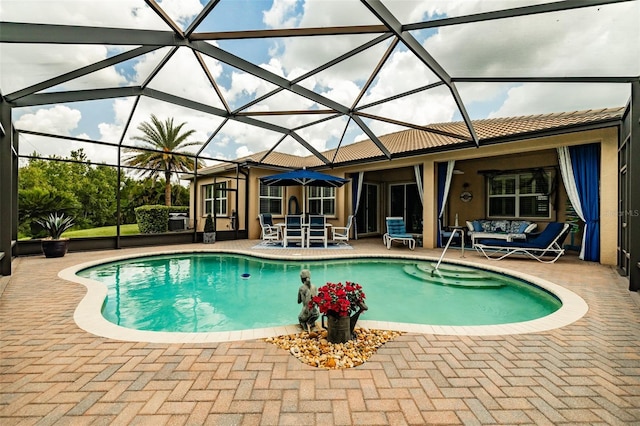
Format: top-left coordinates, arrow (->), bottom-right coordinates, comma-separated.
308,187 -> 336,216
259,183 -> 283,215
487,170 -> 552,218
203,182 -> 227,216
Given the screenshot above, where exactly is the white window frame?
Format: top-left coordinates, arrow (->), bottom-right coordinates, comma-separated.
203,181 -> 228,216
259,183 -> 283,215
487,170 -> 553,219
307,186 -> 336,216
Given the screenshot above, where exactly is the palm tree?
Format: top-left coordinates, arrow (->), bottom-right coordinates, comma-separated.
125,115 -> 203,206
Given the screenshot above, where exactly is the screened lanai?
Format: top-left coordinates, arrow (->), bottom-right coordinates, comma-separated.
1,0 -> 639,290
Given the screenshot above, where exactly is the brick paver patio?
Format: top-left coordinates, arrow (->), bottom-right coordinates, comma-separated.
1,239 -> 639,425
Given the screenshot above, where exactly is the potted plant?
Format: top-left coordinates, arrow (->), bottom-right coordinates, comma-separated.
35,212 -> 75,258
310,281 -> 368,343
203,213 -> 216,243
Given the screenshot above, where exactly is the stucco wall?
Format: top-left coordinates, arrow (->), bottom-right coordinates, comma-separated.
192,126 -> 619,265
334,127 -> 618,265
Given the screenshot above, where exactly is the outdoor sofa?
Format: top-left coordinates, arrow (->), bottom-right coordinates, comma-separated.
467,219 -> 537,247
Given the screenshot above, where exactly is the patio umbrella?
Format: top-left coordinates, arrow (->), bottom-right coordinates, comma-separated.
260,168 -> 349,216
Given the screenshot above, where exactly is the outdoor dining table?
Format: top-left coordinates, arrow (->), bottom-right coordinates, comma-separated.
276,221 -> 333,245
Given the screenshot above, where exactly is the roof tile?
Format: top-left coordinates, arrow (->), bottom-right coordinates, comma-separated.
200,107 -> 624,173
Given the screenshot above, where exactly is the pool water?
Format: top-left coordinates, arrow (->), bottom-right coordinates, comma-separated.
77,253 -> 561,333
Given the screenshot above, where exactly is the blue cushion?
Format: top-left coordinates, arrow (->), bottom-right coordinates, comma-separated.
517,222 -> 530,233
529,222 -> 565,247
472,220 -> 483,232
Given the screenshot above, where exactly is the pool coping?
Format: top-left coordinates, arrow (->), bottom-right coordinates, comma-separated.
59,248 -> 589,343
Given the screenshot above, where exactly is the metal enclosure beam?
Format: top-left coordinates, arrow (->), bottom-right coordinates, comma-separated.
361,0 -> 480,147
0,99 -> 13,275
0,22 -> 177,45
629,79 -> 640,291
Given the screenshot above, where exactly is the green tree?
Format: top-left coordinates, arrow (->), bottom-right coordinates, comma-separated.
124,115 -> 203,206
18,149 -> 122,237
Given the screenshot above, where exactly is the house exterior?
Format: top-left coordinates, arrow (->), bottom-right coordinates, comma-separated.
188,107 -> 623,266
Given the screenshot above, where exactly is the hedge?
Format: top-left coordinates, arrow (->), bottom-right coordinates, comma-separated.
135,205 -> 169,233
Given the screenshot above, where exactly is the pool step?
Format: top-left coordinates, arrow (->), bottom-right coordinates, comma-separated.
415,263 -> 488,280
402,265 -> 506,288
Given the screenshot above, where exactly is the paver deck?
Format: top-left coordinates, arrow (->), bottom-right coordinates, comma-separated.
1,239 -> 639,425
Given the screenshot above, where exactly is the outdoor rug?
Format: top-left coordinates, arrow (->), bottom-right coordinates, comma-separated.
252,242 -> 353,250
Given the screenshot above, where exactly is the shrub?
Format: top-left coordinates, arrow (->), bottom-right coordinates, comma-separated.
135,205 -> 169,233
169,206 -> 189,215
35,213 -> 75,239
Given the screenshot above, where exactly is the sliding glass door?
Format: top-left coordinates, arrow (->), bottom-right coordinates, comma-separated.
389,183 -> 422,233
355,183 -> 379,236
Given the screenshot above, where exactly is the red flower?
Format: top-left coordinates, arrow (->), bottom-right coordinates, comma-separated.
309,281 -> 366,317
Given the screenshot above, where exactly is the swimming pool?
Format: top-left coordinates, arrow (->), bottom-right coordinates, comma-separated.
63,251 -> 587,342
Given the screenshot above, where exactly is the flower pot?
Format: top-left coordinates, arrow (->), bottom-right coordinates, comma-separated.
203,232 -> 216,244
41,239 -> 69,258
322,314 -> 351,344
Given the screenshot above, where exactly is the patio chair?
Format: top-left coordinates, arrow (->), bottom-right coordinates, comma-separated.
283,215 -> 305,247
307,215 -> 328,248
474,222 -> 570,263
259,213 -> 280,245
332,215 -> 354,245
383,217 -> 415,250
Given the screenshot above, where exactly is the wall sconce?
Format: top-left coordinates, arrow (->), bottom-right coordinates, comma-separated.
460,182 -> 473,202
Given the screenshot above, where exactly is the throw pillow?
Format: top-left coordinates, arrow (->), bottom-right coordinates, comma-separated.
518,222 -> 530,233
491,220 -> 508,233
472,220 -> 483,232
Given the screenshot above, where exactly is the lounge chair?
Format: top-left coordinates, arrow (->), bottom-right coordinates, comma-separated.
332,215 -> 354,245
474,222 -> 570,263
306,215 -> 328,248
283,215 -> 305,247
259,213 -> 280,245
383,217 -> 415,250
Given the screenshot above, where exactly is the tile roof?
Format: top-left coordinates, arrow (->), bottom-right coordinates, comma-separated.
198,107 -> 624,174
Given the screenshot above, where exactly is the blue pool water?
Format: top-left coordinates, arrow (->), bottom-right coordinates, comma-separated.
77,253 -> 561,333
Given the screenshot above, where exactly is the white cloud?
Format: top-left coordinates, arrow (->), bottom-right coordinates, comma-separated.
16,105 -> 81,135
15,105 -> 121,163
425,4 -> 638,78
0,0 -> 167,28
235,145 -> 253,159
424,1 -> 639,116
0,44 -> 128,94
156,0 -> 203,28
489,83 -> 631,118
263,0 -> 299,28
145,48 -> 225,108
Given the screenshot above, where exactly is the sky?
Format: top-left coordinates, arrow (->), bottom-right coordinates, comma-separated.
1,0 -> 638,168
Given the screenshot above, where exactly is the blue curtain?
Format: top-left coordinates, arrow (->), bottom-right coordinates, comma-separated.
436,162 -> 448,247
569,143 -> 600,262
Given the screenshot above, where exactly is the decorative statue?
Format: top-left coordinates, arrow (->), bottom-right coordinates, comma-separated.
297,269 -> 319,331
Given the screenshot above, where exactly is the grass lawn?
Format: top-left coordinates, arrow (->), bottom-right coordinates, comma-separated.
62,224 -> 140,238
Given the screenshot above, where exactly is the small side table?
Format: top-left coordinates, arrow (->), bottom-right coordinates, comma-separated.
449,226 -> 466,258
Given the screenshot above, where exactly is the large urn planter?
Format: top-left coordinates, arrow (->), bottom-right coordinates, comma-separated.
41,239 -> 70,258
35,213 -> 75,258
322,314 -> 351,343
321,303 -> 368,344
